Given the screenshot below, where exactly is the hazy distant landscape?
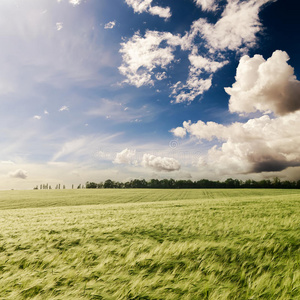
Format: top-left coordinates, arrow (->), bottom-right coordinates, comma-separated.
0,189 -> 299,299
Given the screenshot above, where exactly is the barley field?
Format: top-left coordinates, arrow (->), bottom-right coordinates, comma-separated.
0,189 -> 299,299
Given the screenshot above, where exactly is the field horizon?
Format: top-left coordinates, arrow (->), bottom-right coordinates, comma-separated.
0,189 -> 299,299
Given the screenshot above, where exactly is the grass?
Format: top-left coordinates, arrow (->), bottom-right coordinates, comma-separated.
0,189 -> 299,299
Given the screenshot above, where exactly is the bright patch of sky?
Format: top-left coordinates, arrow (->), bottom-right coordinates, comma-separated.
0,0 -> 300,189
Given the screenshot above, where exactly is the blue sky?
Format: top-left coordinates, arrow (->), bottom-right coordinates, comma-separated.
1,0 -> 300,189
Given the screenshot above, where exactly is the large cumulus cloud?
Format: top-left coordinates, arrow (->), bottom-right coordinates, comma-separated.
172,50 -> 300,176
226,50 -> 300,116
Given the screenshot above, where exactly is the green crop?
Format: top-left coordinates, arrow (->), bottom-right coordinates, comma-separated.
0,189 -> 299,299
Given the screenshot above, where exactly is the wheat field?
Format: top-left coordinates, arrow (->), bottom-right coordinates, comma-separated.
0,189 -> 299,299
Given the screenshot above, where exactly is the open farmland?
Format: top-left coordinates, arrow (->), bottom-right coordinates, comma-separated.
0,189 -> 299,299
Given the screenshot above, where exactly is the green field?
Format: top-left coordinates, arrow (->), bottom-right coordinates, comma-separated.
0,189 -> 299,299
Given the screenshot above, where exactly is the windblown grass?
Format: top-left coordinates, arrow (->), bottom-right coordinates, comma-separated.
0,189 -> 299,299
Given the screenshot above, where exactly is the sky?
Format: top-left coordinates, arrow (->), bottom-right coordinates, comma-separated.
1,0 -> 300,189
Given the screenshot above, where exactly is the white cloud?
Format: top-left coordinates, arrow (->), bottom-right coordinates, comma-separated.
119,31 -> 179,87
56,22 -> 63,31
142,153 -> 181,172
194,0 -> 218,11
170,126 -> 187,138
171,77 -> 212,103
114,148 -> 136,164
173,120 -> 227,141
226,50 -> 300,116
175,112 -> 300,175
148,6 -> 171,19
170,48 -> 229,103
59,106 -> 69,112
44,110 -> 49,115
9,169 -> 28,179
33,115 -> 42,120
125,0 -> 171,19
104,21 -> 116,29
155,72 -> 167,81
187,0 -> 275,52
125,0 -> 152,13
69,0 -> 81,6
188,49 -> 229,73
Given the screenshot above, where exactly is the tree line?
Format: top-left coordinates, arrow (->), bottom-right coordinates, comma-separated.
85,178 -> 300,189
34,183 -> 84,190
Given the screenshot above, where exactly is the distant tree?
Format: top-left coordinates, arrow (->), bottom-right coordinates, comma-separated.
86,182 -> 98,189
225,178 -> 235,188
104,179 -> 114,188
281,180 -> 294,189
175,180 -> 187,189
196,179 -> 210,188
168,178 -> 176,188
149,179 -> 160,188
125,181 -> 131,188
258,180 -> 272,188
273,177 -> 281,188
159,179 -> 170,188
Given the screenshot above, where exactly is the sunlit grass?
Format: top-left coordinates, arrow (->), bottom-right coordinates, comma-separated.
0,189 -> 299,299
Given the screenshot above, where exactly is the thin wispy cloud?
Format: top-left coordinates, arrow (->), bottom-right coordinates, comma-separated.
59,106 -> 69,112
86,99 -> 157,124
